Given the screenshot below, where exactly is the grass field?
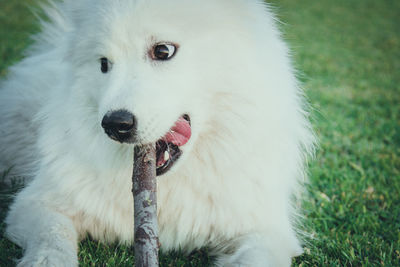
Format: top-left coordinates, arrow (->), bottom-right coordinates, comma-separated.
1,0 -> 399,266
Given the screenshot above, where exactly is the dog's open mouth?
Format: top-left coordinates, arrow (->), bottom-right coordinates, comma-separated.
155,115 -> 191,176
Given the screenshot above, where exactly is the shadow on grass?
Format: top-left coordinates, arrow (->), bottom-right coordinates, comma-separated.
79,238 -> 213,267
0,171 -> 24,267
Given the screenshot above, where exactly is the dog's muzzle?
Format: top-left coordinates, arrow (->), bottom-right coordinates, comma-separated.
101,110 -> 137,143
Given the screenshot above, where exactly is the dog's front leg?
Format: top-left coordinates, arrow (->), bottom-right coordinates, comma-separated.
213,232 -> 301,267
6,193 -> 78,267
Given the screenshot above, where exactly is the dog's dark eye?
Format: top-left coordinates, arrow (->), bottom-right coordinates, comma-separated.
100,57 -> 111,73
152,43 -> 177,60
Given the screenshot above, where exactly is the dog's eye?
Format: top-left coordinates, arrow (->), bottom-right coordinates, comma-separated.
100,57 -> 112,73
152,43 -> 177,61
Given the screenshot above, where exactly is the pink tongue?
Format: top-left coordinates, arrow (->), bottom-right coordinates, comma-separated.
162,117 -> 191,146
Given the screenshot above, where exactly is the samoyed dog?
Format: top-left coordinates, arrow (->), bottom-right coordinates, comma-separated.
1,0 -> 314,266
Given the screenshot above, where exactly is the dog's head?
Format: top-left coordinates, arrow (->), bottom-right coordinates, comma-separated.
61,0 -> 287,175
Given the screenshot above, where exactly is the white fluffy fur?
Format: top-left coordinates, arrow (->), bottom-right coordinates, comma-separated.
1,0 -> 314,266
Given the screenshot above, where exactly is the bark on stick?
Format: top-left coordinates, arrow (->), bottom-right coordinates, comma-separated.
132,144 -> 159,267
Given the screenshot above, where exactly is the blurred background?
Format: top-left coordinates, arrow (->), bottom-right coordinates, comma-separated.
0,0 -> 399,266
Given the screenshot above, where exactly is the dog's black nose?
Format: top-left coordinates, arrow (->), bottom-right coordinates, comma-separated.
101,110 -> 137,143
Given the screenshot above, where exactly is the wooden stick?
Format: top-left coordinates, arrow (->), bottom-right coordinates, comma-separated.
132,144 -> 159,267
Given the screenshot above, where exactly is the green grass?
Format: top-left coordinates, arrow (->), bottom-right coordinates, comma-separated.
269,0 -> 400,265
1,0 -> 399,266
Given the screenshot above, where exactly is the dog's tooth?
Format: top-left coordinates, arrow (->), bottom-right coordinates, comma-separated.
164,150 -> 170,161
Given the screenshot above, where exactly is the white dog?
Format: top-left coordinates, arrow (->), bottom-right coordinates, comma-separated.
0,0 -> 314,266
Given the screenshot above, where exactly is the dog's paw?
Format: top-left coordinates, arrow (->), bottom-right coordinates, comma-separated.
214,242 -> 277,267
16,248 -> 78,267
213,233 -> 296,267
215,251 -> 273,267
